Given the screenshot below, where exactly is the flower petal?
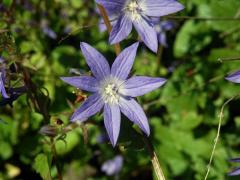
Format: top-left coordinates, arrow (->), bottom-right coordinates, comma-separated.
109,15 -> 132,44
80,42 -> 110,80
0,73 -> 9,98
104,104 -> 121,146
99,17 -> 117,32
120,76 -> 167,97
225,70 -> 240,83
111,42 -> 139,80
60,76 -> 99,92
119,97 -> 150,135
133,19 -> 158,52
158,33 -> 168,47
71,93 -> 104,122
95,0 -> 124,15
228,168 -> 240,176
143,0 -> 184,17
101,155 -> 123,176
229,158 -> 240,162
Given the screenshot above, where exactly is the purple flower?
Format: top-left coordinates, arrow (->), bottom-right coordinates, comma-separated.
96,0 -> 184,52
153,19 -> 174,47
225,70 -> 240,83
61,42 -> 166,146
0,57 -> 9,99
42,25 -> 57,39
101,155 -> 123,176
228,158 -> 240,176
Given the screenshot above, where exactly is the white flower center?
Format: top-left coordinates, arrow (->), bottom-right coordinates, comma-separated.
124,0 -> 145,21
99,77 -> 124,105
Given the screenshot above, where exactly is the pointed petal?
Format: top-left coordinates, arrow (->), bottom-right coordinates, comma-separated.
61,76 -> 99,92
120,76 -> 166,97
228,168 -> 240,176
109,15 -> 132,44
80,42 -> 110,80
0,73 -> 9,98
96,0 -> 124,15
133,19 -> 158,52
225,70 -> 240,83
111,43 -> 139,80
104,104 -> 121,146
143,0 -> 184,17
119,97 -> 150,135
71,93 -> 104,122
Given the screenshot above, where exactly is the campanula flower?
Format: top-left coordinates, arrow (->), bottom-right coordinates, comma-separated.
228,157 -> 240,176
101,155 -> 123,176
61,42 -> 166,146
96,0 -> 184,52
225,70 -> 240,83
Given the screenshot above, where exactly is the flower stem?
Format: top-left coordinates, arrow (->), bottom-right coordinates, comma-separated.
217,56 -> 240,63
97,4 -> 121,55
155,45 -> 163,75
51,138 -> 63,180
142,135 -> 166,180
204,94 -> 240,180
166,15 -> 240,21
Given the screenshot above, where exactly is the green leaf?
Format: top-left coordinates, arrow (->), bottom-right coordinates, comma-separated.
33,154 -> 51,180
209,0 -> 240,31
0,141 -> 12,160
174,20 -> 212,57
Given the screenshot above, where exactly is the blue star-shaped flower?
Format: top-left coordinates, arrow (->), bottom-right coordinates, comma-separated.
61,42 -> 166,146
96,0 -> 184,52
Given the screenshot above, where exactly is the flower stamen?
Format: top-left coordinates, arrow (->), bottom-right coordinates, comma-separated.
124,0 -> 144,21
100,77 -> 124,105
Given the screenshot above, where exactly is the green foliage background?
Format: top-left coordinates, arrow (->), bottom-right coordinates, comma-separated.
1,0 -> 240,179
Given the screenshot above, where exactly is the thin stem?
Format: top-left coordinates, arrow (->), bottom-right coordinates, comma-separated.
155,45 -> 163,75
142,135 -> 166,180
166,15 -> 240,21
204,94 -> 240,180
51,138 -> 63,180
97,4 -> 121,55
218,57 -> 240,63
